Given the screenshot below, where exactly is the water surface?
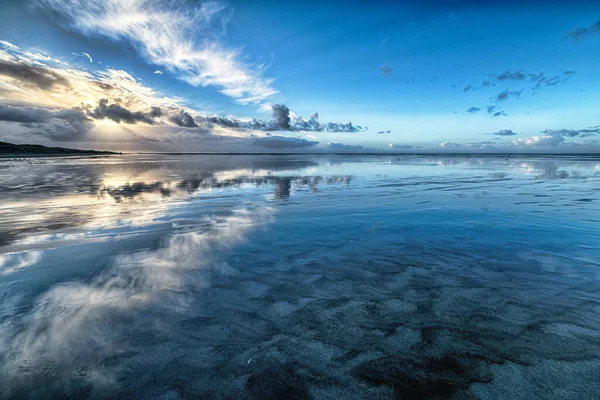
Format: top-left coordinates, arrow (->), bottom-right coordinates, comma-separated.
1,154 -> 600,399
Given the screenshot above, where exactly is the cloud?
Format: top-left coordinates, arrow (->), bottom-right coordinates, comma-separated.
380,63 -> 393,79
463,84 -> 473,92
492,129 -> 518,136
566,19 -> 600,40
440,141 -> 462,149
494,89 -> 523,102
169,110 -> 198,128
0,43 -> 369,148
0,104 -> 93,141
271,104 -> 290,130
486,105 -> 507,117
250,136 -> 318,149
388,143 -> 421,149
0,40 -> 18,50
89,99 -> 157,124
466,107 -> 480,114
328,142 -> 364,151
541,127 -> 600,137
153,70 -> 163,75
376,130 -> 392,134
0,59 -> 70,89
71,52 -> 93,63
198,105 -> 368,133
37,0 -> 279,105
512,133 -> 564,147
493,70 -> 575,89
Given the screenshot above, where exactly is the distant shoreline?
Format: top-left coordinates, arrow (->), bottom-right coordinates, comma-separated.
0,152 -> 118,158
0,141 -> 119,157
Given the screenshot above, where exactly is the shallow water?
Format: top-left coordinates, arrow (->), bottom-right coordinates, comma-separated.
1,154 -> 600,399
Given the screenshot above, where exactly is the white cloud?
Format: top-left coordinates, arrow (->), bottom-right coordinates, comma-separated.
82,52 -> 93,63
37,0 -> 279,106
0,40 -> 19,50
153,70 -> 163,75
512,134 -> 564,147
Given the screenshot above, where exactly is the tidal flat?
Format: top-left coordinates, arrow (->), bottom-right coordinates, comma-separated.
1,154 -> 600,399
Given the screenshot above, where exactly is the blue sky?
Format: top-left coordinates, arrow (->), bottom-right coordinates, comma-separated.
0,0 -> 599,152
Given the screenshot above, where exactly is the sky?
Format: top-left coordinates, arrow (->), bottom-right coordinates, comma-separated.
0,0 -> 599,153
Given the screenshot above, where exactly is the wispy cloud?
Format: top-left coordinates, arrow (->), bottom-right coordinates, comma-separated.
566,19 -> 600,40
72,51 -> 93,63
37,0 -> 279,105
493,89 -> 523,102
491,129 -> 518,136
466,107 -> 480,114
494,70 -> 574,89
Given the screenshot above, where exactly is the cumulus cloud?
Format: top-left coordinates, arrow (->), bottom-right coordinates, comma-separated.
440,141 -> 462,149
512,133 -> 564,147
466,107 -> 480,114
198,104 -> 368,133
566,19 -> 600,40
36,0 -> 279,105
169,110 -> 198,128
271,104 -> 291,130
0,43 -> 370,148
89,99 -> 157,124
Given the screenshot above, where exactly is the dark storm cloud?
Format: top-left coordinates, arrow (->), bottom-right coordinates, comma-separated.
90,99 -> 156,125
466,107 -> 480,114
169,110 -> 198,127
566,19 -> 600,40
250,136 -> 318,149
0,60 -> 70,89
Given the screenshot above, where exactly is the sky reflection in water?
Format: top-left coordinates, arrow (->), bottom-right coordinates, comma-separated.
1,154 -> 600,399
